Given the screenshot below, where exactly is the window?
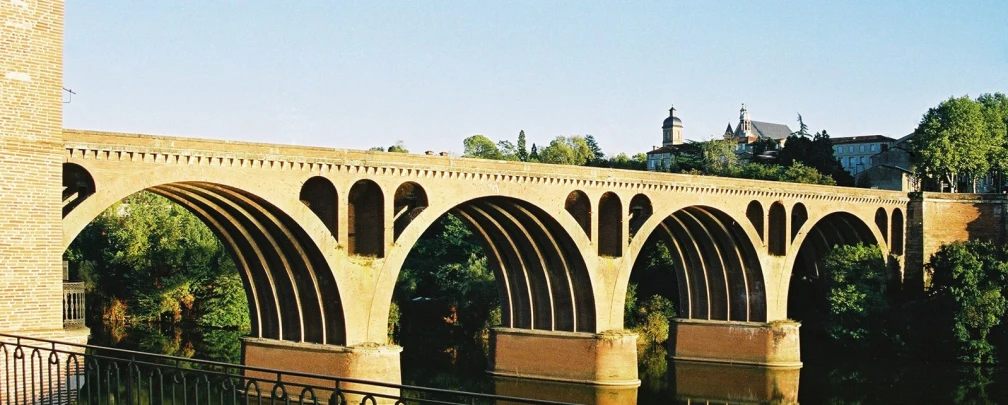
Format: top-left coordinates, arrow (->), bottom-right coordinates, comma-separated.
836,146 -> 842,154
860,156 -> 867,165
871,144 -> 878,152
848,145 -> 854,153
859,144 -> 865,152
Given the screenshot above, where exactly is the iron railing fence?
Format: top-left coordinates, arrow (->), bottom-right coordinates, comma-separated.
62,282 -> 86,329
0,333 -> 579,405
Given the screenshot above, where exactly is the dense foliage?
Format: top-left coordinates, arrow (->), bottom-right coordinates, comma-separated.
66,191 -> 249,330
927,241 -> 1008,363
776,116 -> 854,186
391,215 -> 500,346
820,244 -> 891,349
912,93 -> 1008,192
463,131 -> 648,169
624,236 -> 679,345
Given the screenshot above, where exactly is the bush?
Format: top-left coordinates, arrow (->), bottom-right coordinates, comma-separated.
927,241 -> 1008,364
625,284 -> 676,345
821,244 -> 890,349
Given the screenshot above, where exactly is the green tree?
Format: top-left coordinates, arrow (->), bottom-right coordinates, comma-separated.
750,138 -> 780,162
911,96 -> 998,192
538,135 -> 595,165
625,236 -> 679,345
584,134 -> 604,166
716,162 -> 836,185
368,146 -> 385,151
517,130 -> 529,162
697,136 -> 738,175
782,162 -> 837,185
387,140 -> 409,153
496,140 -> 520,161
978,93 -> 1008,178
392,215 -> 499,343
197,268 -> 251,329
529,143 -> 539,162
821,244 -> 890,349
462,134 -> 503,159
777,116 -> 853,186
927,241 -> 1008,364
67,191 -> 243,325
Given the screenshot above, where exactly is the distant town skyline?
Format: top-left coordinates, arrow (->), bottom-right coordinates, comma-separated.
63,2 -> 1007,155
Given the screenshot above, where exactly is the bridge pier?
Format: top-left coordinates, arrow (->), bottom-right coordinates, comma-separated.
487,328 -> 641,386
241,338 -> 402,398
667,319 -> 801,368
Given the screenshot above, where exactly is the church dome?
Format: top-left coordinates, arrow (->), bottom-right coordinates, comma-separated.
662,107 -> 682,128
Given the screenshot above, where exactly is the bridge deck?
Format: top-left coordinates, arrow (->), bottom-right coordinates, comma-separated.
64,129 -> 907,204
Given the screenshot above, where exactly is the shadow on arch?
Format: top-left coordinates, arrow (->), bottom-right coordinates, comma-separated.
398,195 -> 597,333
787,212 -> 883,323
62,164 -> 346,346
633,205 -> 767,323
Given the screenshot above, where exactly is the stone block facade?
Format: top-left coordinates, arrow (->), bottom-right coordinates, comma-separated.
0,0 -> 65,333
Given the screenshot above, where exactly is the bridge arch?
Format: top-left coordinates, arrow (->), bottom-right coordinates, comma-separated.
746,200 -> 764,242
299,176 -> 338,239
348,179 -> 385,257
874,207 -> 889,244
598,192 -> 623,257
891,208 -> 905,255
62,165 -> 347,346
785,211 -> 888,323
564,190 -> 591,239
623,205 -> 767,323
628,194 -> 653,238
374,195 -> 598,339
63,163 -> 95,217
393,181 -> 428,240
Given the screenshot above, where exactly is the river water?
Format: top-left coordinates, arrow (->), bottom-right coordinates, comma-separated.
89,323 -> 1008,404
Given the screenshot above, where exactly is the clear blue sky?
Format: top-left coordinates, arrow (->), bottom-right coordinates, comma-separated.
64,1 -> 1008,156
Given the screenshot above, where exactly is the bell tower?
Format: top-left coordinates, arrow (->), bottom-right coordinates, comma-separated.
662,105 -> 683,146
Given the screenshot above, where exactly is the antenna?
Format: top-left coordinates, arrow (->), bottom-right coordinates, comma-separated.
62,87 -> 75,104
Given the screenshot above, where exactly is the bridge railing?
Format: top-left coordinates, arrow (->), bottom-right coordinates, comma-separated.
62,282 -> 86,330
0,332 -> 576,405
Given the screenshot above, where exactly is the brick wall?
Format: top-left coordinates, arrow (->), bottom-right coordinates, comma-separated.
0,0 -> 64,332
906,193 -> 1006,291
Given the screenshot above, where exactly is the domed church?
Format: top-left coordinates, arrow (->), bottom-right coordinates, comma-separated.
646,106 -> 684,171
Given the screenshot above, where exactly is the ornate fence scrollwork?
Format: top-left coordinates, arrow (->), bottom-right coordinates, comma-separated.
0,333 -> 576,405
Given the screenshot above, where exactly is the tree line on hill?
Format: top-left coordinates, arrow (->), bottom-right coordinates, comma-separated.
373,92 -> 1008,194
375,122 -> 847,187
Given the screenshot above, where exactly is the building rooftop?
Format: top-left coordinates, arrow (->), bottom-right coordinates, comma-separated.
662,106 -> 682,129
646,144 -> 683,155
831,135 -> 896,144
750,121 -> 793,140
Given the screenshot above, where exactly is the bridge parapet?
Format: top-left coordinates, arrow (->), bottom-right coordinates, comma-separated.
64,129 -> 908,205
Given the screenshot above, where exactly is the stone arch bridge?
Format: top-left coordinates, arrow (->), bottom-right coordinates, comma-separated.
62,129 -> 909,385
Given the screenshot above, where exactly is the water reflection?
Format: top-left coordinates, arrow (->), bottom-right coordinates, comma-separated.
494,377 -> 637,405
89,322 -> 245,364
670,361 -> 799,404
90,324 -> 1008,404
